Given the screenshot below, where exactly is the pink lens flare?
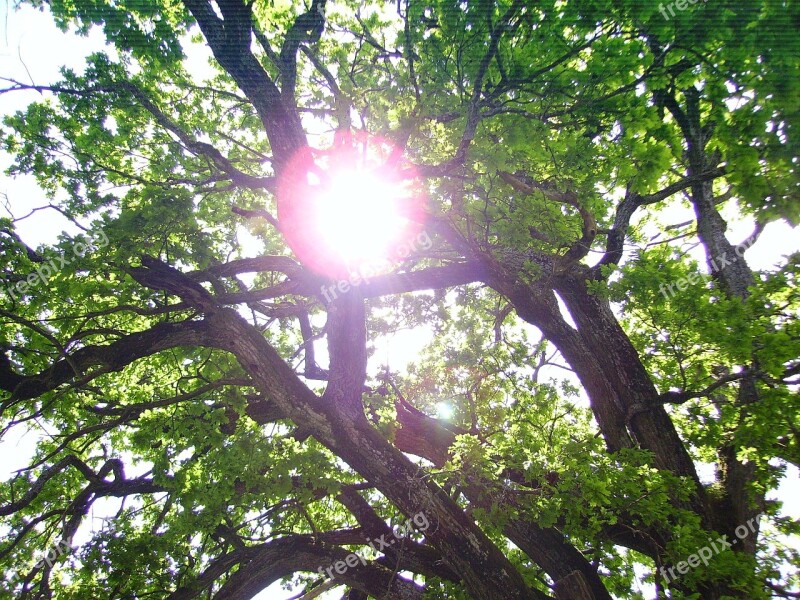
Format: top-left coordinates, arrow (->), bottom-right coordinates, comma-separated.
277,131 -> 427,278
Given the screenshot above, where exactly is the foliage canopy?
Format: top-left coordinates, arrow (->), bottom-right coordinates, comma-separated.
1,1 -> 798,599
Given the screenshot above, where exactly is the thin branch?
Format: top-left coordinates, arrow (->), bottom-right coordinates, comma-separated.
1,79 -> 276,191
656,369 -> 754,405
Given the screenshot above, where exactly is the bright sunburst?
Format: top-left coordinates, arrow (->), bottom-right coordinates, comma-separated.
278,132 -> 425,277
315,168 -> 410,266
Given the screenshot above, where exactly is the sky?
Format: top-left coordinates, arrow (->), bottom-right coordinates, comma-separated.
0,3 -> 797,599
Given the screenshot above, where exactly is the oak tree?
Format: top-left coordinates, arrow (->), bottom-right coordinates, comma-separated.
1,1 -> 798,599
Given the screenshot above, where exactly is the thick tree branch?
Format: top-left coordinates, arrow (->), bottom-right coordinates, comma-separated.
321,291 -> 368,419
189,256 -> 303,281
182,0 -> 307,170
130,256 -> 547,599
336,487 -> 458,582
359,262 -> 488,298
169,535 -> 423,600
0,320 -> 216,404
279,1 -> 327,102
595,168 -> 725,271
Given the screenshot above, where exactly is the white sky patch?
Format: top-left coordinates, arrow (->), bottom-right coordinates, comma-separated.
370,321 -> 434,374
553,291 -> 578,330
0,7 -> 110,245
435,402 -> 454,419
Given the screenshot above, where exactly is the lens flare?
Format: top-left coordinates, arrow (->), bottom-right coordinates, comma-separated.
277,133 -> 425,277
316,169 -> 410,264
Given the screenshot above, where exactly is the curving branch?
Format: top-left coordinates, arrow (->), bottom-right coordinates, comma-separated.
1,455 -> 105,517
595,168 -> 725,271
169,534 -> 423,600
231,205 -> 281,231
497,170 -> 597,270
181,0 -> 307,170
0,320 -> 216,404
656,369 -> 755,405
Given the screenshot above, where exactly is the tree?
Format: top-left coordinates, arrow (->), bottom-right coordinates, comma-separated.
1,0 -> 798,598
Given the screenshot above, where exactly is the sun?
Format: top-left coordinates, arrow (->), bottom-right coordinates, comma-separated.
314,167 -> 411,267
277,133 -> 425,277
